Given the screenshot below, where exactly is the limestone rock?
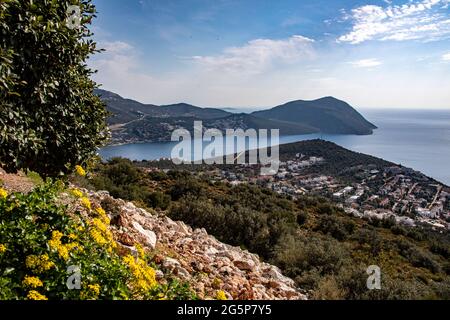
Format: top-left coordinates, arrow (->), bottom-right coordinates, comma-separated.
233,259 -> 255,271
131,221 -> 157,249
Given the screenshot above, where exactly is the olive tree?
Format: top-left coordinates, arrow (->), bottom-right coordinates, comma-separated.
0,0 -> 108,176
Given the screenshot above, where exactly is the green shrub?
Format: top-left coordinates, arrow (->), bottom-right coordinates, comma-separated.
271,234 -> 349,290
315,215 -> 351,241
91,158 -> 150,202
0,0 -> 108,177
169,188 -> 297,260
430,241 -> 450,259
148,171 -> 169,181
0,181 -> 195,300
147,192 -> 171,210
169,177 -> 204,201
0,182 -> 127,299
296,212 -> 308,225
396,240 -> 441,274
391,225 -> 407,236
355,229 -> 382,256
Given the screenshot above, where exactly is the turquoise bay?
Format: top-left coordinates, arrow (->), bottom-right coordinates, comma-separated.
100,109 -> 450,186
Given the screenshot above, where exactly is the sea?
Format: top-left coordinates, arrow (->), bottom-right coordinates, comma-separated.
99,109 -> 450,186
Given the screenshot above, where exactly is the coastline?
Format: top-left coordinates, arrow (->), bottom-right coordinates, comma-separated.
100,137 -> 449,188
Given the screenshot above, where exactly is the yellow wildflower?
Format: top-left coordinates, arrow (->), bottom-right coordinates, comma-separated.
88,284 -> 101,297
0,188 -> 7,199
0,244 -> 6,254
59,246 -> 69,260
68,233 -> 77,240
89,215 -> 114,247
92,218 -> 108,233
65,242 -> 83,252
70,189 -> 83,198
27,290 -> 48,300
23,276 -> 43,288
103,216 -> 111,226
26,255 -> 55,273
216,290 -> 227,300
80,197 -> 91,210
90,229 -> 107,245
95,207 -> 106,216
136,244 -> 146,260
95,207 -> 110,224
50,230 -> 63,241
122,254 -> 157,292
47,231 -> 70,261
75,165 -> 86,177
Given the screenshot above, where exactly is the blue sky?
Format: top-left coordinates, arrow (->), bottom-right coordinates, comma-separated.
89,0 -> 450,109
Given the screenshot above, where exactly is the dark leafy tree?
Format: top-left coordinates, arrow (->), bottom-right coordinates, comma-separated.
0,0 -> 108,176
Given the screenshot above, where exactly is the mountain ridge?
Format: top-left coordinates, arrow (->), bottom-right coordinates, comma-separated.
95,89 -> 377,144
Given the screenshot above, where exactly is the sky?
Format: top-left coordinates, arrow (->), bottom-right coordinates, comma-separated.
89,0 -> 450,109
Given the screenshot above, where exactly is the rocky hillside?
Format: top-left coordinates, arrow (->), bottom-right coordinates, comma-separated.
89,190 -> 307,300
0,168 -> 306,300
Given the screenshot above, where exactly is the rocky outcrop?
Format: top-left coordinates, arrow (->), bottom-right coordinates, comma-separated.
89,190 -> 307,300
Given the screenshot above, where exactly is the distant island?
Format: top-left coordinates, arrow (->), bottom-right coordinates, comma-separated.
95,89 -> 377,145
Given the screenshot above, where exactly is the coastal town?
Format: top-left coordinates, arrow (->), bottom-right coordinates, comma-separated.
145,150 -> 450,232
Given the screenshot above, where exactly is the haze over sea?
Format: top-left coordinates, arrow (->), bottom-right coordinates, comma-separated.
100,109 -> 450,186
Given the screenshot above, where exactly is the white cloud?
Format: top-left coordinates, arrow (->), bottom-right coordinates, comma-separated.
91,41 -> 138,75
88,40 -> 450,109
338,0 -> 450,44
192,35 -> 315,74
349,58 -> 383,68
89,41 -> 176,103
100,41 -> 134,54
443,52 -> 450,60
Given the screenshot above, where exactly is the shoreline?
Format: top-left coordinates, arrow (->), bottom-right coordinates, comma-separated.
99,137 -> 449,188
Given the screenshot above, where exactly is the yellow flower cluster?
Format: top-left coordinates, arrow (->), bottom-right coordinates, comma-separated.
95,207 -> 106,216
88,284 -> 101,297
27,290 -> 48,300
48,231 -> 69,260
23,276 -> 43,288
80,283 -> 102,300
122,254 -> 157,293
92,218 -> 108,233
0,244 -> 6,254
89,229 -> 108,246
216,290 -> 227,300
135,244 -> 146,260
89,209 -> 115,251
75,165 -> 86,177
70,189 -> 84,198
81,197 -> 91,210
0,188 -> 7,199
47,230 -> 83,261
26,255 -> 55,274
68,233 -> 77,240
95,207 -> 111,225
